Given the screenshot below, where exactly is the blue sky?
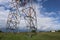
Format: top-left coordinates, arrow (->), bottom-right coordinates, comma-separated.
43,0 -> 60,12
0,0 -> 60,31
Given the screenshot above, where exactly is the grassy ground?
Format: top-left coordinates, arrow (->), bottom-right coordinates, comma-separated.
0,32 -> 60,40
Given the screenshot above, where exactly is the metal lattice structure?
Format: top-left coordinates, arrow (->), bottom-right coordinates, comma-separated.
6,0 -> 37,32
22,7 -> 37,32
6,0 -> 20,32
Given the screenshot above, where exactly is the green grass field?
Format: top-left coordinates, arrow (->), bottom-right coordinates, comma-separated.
0,32 -> 60,40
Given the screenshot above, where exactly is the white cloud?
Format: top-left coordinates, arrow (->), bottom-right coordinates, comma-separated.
0,10 -> 9,28
0,0 -> 9,3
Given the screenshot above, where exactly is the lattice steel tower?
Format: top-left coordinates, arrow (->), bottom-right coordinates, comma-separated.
21,0 -> 37,32
6,0 -> 20,32
6,0 -> 37,32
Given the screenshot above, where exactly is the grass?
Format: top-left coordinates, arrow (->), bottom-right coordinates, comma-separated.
0,32 -> 60,40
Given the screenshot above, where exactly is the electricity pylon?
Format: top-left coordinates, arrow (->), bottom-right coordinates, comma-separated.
6,0 -> 20,32
22,0 -> 37,32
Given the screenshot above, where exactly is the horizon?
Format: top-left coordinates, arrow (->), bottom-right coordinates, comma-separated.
0,0 -> 60,32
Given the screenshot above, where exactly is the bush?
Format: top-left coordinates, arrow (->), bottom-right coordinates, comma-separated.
58,30 -> 60,32
0,30 -> 2,32
31,30 -> 36,33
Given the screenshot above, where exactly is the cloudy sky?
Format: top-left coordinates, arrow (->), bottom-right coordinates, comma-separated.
0,0 -> 60,31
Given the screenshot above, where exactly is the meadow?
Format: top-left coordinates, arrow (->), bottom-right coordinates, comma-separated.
0,32 -> 60,40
